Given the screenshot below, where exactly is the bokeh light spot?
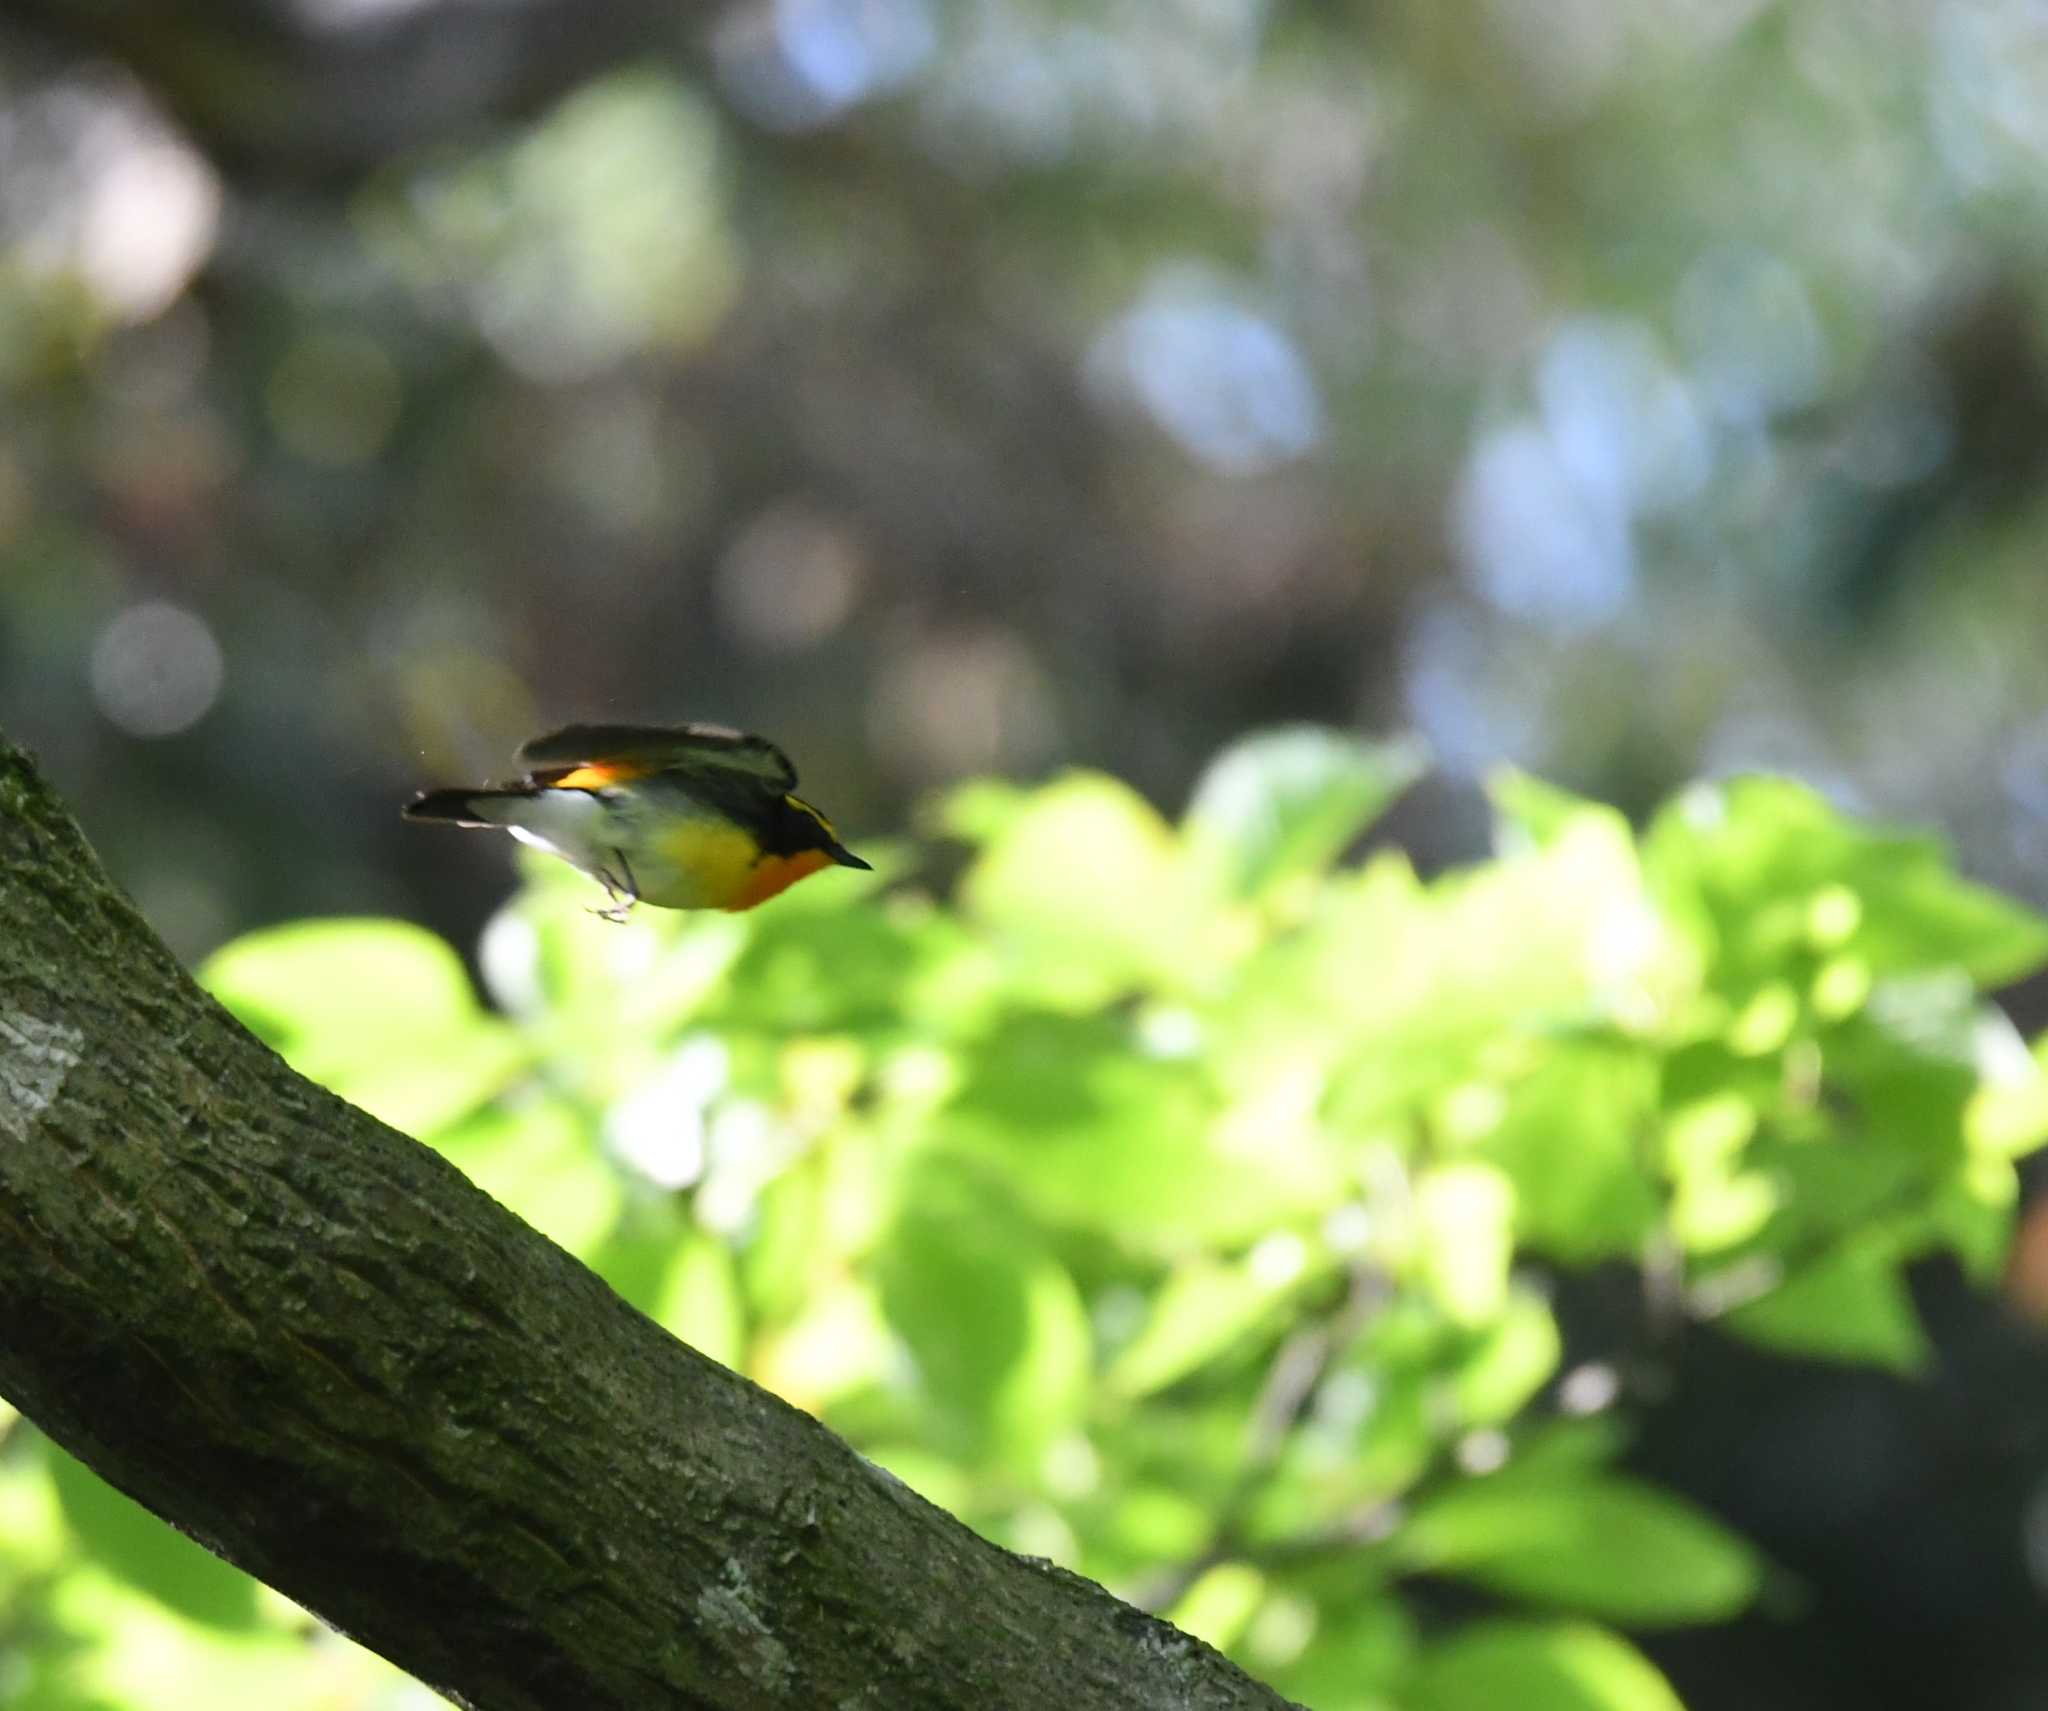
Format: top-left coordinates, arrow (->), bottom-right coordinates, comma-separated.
869,624 -> 1060,782
717,0 -> 937,131
89,601 -> 224,738
605,1038 -> 728,1190
1455,421 -> 1633,633
715,502 -> 865,652
289,0 -> 441,32
1559,1361 -> 1621,1416
1536,315 -> 1708,518
2,72 -> 219,323
377,72 -> 740,381
1090,270 -> 1323,475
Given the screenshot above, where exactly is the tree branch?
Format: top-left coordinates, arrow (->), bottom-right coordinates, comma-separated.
0,732 -> 1300,1711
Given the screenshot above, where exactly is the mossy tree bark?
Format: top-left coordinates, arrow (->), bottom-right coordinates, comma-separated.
0,732 -> 1301,1711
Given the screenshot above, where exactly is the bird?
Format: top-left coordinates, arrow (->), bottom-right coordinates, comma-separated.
404,722 -> 871,919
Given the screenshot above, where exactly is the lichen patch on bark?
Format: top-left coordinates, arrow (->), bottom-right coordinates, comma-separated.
0,1012 -> 83,1140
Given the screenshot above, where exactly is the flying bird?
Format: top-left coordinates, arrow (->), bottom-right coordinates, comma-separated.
405,722 -> 870,918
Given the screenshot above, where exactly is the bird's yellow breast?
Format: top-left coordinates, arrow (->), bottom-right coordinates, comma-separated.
641,818 -> 768,910
638,818 -> 833,911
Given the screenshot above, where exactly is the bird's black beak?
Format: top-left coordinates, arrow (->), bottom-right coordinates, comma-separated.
827,841 -> 872,870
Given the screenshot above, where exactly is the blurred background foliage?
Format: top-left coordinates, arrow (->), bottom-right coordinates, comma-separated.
9,732 -> 2048,1711
10,0 -> 2048,1703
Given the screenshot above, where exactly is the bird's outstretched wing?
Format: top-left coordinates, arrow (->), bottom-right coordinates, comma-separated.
517,722 -> 798,793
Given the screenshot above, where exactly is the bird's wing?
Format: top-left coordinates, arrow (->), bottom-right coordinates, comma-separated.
517,722 -> 798,792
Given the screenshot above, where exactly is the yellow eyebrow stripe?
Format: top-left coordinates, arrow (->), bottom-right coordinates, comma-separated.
785,794 -> 837,838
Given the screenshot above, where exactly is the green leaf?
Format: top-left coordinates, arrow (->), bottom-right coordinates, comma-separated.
1434,812 -> 1663,1022
202,917 -> 475,1047
1663,1092 -> 1775,1254
1969,1073 -> 2048,1160
1108,1250 -> 1307,1397
1095,1485 -> 1213,1566
959,772 -> 1209,1000
736,1160 -> 825,1325
1646,777 -> 2048,990
1407,1620 -> 1685,1711
1507,1417 -> 1633,1482
1165,1562 -> 1266,1653
1399,1474 -> 1761,1624
488,873 -> 747,1046
946,1012 -> 1345,1247
1229,853 -> 1432,1094
935,777 -> 1032,844
40,1569 -> 385,1711
1452,1292 -> 1562,1425
46,1445 -> 260,1630
1479,1047 -> 1660,1264
716,897 -> 992,1038
1966,1027 -> 2048,1162
584,1208 -> 681,1313
1413,1163 -> 1515,1326
1861,863 -> 2048,988
349,1026 -> 528,1140
1489,773 -> 1629,854
1723,1247 -> 1929,1372
1931,1159 -> 2018,1286
1182,726 -> 1423,900
1265,1596 -> 1417,1710
656,1232 -> 748,1369
202,918 -> 523,1136
876,1180 -> 1090,1463
751,1278 -> 893,1413
434,1100 -> 622,1259
1256,812 -> 1668,1125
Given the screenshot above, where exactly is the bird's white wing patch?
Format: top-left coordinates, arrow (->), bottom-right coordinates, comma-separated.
490,789 -> 614,871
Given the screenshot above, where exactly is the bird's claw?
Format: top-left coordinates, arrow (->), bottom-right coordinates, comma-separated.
590,850 -> 639,923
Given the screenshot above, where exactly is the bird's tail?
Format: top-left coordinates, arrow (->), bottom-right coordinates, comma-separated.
402,786 -> 534,827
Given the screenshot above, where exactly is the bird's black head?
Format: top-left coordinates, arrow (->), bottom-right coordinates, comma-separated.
772,794 -> 872,869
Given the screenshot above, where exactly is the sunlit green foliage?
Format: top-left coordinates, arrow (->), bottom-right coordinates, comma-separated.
8,728 -> 2048,1711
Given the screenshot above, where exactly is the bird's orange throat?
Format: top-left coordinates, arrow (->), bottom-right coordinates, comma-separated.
725,848 -> 834,911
